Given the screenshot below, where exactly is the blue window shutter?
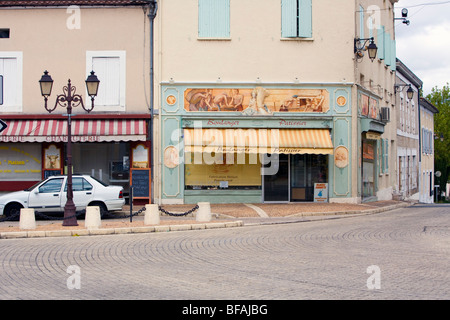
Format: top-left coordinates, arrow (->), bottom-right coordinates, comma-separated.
198,0 -> 230,38
385,139 -> 389,173
359,5 -> 365,39
281,0 -> 297,37
390,38 -> 396,71
384,32 -> 391,66
377,26 -> 385,60
298,0 -> 312,38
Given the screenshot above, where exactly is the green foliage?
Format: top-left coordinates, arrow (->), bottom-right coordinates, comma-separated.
426,83 -> 450,193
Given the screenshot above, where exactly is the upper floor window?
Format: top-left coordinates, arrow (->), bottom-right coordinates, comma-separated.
281,0 -> 312,38
198,0 -> 230,39
0,52 -> 22,112
86,51 -> 126,112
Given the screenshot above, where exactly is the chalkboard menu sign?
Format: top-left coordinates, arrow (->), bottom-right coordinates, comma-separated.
131,169 -> 150,198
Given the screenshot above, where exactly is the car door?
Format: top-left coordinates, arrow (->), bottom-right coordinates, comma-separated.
27,177 -> 65,213
61,177 -> 95,211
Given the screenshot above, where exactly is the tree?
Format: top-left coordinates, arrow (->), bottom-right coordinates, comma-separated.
426,83 -> 450,198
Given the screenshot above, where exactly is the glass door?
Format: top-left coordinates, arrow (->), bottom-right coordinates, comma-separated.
263,154 -> 289,202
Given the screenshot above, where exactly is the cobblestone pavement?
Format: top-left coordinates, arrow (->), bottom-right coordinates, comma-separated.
0,203 -> 449,300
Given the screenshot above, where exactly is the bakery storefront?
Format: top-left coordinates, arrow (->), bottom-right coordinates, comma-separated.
161,85 -> 353,204
0,116 -> 150,204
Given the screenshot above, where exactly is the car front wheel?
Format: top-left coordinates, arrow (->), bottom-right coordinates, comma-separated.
4,203 -> 23,220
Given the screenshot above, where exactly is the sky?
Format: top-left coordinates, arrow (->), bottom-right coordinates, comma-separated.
394,0 -> 450,96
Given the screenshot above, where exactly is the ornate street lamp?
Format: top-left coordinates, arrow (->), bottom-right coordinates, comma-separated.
394,83 -> 414,100
39,70 -> 100,226
354,37 -> 378,62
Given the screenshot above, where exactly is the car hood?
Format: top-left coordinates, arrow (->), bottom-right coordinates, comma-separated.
0,190 -> 30,203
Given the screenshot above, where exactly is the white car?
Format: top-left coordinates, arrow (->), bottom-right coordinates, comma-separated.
0,175 -> 125,218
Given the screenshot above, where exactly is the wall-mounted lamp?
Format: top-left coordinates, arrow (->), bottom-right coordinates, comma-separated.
395,8 -> 410,26
354,37 -> 377,62
394,83 -> 414,100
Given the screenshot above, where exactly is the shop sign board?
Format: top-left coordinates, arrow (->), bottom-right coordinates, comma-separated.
314,183 -> 328,203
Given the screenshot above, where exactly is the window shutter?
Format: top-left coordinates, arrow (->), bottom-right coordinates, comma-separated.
0,75 -> 3,105
92,57 -> 120,106
390,38 -> 396,71
377,26 -> 385,60
385,139 -> 389,173
298,0 -> 312,38
384,32 -> 391,66
281,0 -> 297,37
0,58 -> 18,107
359,5 -> 365,39
198,0 -> 230,38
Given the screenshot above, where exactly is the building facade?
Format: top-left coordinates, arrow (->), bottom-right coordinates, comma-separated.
156,0 -> 399,204
0,0 -> 154,204
419,97 -> 439,203
394,58 -> 422,200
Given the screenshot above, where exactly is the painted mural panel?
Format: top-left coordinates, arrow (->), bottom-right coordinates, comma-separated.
184,88 -> 329,114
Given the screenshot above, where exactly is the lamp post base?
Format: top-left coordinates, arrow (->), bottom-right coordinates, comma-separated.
62,200 -> 78,226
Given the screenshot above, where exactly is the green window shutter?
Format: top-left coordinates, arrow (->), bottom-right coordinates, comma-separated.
359,5 -> 365,39
282,0 -> 312,38
390,38 -> 396,71
381,139 -> 385,173
377,26 -> 385,60
298,0 -> 312,38
384,31 -> 391,66
198,0 -> 230,38
385,139 -> 389,173
281,0 -> 297,37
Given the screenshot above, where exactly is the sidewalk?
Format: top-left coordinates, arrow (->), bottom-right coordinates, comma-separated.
0,200 -> 412,239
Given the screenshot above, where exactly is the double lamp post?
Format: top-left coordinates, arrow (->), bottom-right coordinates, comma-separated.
39,70 -> 100,226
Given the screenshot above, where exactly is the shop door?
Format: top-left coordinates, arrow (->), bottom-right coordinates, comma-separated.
263,154 -> 289,202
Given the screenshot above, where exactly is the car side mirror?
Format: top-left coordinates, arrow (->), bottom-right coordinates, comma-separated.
34,188 -> 39,194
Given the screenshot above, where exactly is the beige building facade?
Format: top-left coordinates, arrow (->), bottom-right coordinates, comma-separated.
0,1 -> 154,204
156,0 -> 399,204
419,98 -> 439,203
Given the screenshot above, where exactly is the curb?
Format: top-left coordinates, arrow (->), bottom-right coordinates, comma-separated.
0,221 -> 244,239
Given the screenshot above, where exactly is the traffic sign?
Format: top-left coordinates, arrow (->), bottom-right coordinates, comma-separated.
0,119 -> 7,134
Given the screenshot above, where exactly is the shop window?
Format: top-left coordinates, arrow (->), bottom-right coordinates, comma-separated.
86,51 -> 126,111
185,153 -> 262,190
281,0 -> 312,38
198,0 -> 230,38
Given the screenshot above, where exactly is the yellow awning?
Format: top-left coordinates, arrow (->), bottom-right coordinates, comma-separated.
184,128 -> 333,155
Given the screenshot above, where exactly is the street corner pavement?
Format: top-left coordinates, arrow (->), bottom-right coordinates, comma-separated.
0,200 -> 411,239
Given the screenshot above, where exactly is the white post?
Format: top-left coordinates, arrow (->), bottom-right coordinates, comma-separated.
196,202 -> 211,222
19,208 -> 36,230
144,204 -> 160,225
85,206 -> 101,229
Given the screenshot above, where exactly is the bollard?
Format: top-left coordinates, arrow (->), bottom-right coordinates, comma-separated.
85,206 -> 101,230
144,204 -> 160,225
196,202 -> 211,222
19,208 -> 36,230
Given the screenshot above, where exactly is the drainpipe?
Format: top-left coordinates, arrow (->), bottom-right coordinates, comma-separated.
148,0 -> 158,204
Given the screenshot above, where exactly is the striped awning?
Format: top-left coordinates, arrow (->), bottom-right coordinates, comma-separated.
0,119 -> 147,142
184,128 -> 333,155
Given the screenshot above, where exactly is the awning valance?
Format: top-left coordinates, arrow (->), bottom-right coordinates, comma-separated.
184,128 -> 333,155
0,119 -> 147,142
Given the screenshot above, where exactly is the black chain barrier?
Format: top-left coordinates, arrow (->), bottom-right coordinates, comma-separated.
158,204 -> 199,217
1,204 -> 200,222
